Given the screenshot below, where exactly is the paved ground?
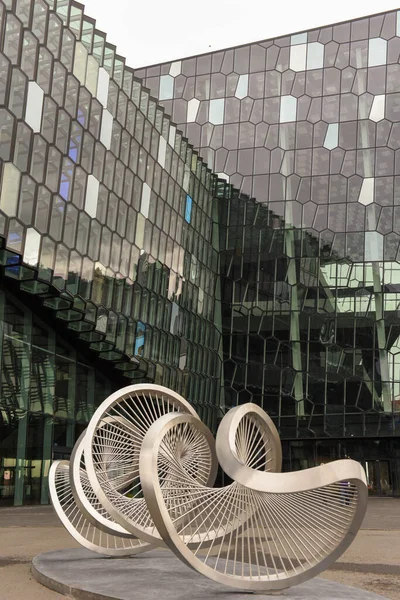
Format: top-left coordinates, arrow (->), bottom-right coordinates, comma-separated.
32,547 -> 388,600
0,499 -> 400,599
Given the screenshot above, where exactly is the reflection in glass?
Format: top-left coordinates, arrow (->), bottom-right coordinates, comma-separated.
85,55 -> 99,96
0,109 -> 15,161
9,69 -> 27,119
59,159 -> 74,201
135,321 -> 146,356
4,14 -> 21,65
185,195 -> 193,223
21,31 -> 38,79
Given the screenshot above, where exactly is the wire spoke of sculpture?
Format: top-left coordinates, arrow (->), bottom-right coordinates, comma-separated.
83,384 -> 217,544
49,460 -> 151,557
69,430 -> 134,538
140,407 -> 368,591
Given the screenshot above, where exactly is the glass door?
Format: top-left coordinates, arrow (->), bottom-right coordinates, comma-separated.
379,461 -> 393,496
366,460 -> 379,496
365,460 -> 393,496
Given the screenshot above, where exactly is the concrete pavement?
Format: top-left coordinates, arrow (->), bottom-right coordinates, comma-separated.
0,499 -> 400,599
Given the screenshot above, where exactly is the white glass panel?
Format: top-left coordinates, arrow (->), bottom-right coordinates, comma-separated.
141,182 -> 151,218
307,42 -> 324,70
168,124 -> 176,147
182,166 -> 190,192
323,123 -> 339,149
291,33 -> 307,45
365,231 -> 383,261
0,162 -> 21,216
73,41 -> 88,85
159,75 -> 174,100
235,74 -> 249,99
86,55 -> 99,96
135,213 -> 145,249
187,98 -> 200,122
397,11 -> 400,36
368,38 -> 387,67
169,61 -> 181,77
23,228 -> 41,265
170,302 -> 180,333
216,172 -> 230,182
290,44 -> 306,71
25,81 -> 44,133
100,108 -> 113,149
369,95 -> 385,122
85,174 -> 100,218
358,177 -> 374,206
197,288 -> 204,315
158,136 -> 167,168
206,148 -> 214,171
97,67 -> 110,107
209,98 -> 224,125
280,95 -> 297,123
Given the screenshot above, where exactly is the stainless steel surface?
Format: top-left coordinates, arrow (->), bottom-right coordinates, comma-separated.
140,405 -> 368,591
49,385 -> 368,591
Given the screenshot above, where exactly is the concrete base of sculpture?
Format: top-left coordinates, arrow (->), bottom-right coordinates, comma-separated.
32,548 -> 387,600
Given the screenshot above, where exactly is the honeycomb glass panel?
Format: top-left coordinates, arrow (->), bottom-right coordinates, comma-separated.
5,0 -> 400,505
25,82 -> 44,133
290,43 -> 306,71
280,95 -> 297,122
209,99 -> 225,125
368,38 -> 387,67
0,162 -> 21,216
159,75 -> 174,100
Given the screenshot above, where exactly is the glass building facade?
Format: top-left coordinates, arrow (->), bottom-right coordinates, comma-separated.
0,0 -> 223,505
136,10 -> 400,496
1,1 -> 400,503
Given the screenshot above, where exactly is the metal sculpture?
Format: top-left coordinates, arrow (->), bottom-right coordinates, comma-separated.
49,384 -> 368,591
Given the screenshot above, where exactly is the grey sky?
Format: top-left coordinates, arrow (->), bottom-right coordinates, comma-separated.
82,0 -> 398,68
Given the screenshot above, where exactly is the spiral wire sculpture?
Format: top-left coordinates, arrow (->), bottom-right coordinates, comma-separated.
49,384 -> 368,591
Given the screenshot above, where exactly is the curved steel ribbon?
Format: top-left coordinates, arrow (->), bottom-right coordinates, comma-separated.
49,385 -> 368,591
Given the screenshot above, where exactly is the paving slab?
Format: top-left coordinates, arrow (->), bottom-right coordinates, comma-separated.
32,548 -> 389,600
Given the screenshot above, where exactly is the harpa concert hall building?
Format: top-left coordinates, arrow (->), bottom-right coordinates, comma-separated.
1,0 -> 400,504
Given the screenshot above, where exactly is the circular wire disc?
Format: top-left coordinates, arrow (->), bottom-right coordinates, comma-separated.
70,430 -> 134,538
83,384 -> 217,545
49,460 -> 151,556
